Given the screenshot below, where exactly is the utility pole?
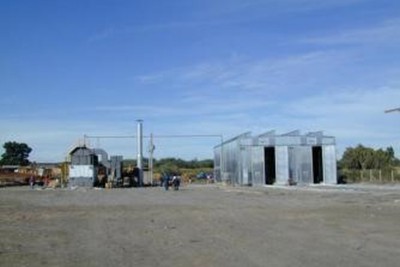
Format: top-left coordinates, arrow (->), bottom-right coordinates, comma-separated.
148,133 -> 155,185
137,119 -> 143,187
384,107 -> 400,113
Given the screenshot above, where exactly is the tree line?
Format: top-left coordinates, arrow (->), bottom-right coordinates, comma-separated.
2,140 -> 399,183
123,157 -> 213,173
339,145 -> 399,170
338,145 -> 400,183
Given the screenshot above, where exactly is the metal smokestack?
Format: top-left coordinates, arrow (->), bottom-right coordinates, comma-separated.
136,119 -> 143,186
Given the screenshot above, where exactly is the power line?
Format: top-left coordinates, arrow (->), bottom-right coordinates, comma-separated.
83,133 -> 224,154
84,134 -> 223,141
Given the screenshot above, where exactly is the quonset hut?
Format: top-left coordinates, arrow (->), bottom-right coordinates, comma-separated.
213,130 -> 337,186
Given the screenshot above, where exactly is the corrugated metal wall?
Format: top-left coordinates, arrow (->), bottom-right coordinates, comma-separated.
323,145 -> 337,184
251,146 -> 264,186
214,131 -> 337,186
289,146 -> 313,184
275,146 -> 289,185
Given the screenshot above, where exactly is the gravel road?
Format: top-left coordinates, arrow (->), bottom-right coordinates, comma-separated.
1,184 -> 399,267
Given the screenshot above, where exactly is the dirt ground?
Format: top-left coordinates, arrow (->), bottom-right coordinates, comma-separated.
1,184 -> 399,267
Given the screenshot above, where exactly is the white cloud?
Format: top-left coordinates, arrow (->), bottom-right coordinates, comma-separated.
0,118 -> 134,162
202,0 -> 365,18
128,46 -> 400,157
303,18 -> 400,45
87,0 -> 366,43
135,50 -> 355,96
2,85 -> 399,161
274,86 -> 400,155
4,39 -> 400,162
87,27 -> 116,43
286,87 -> 400,117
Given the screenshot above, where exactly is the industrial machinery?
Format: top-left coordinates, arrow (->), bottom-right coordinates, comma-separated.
68,146 -> 123,188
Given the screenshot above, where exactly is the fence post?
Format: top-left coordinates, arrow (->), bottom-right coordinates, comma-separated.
392,170 -> 395,183
369,169 -> 372,182
379,169 -> 382,183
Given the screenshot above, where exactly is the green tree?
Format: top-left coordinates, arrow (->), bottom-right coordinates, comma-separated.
340,145 -> 396,170
158,161 -> 180,175
373,149 -> 391,169
385,146 -> 398,166
340,145 -> 368,169
386,146 -> 395,159
0,141 -> 32,166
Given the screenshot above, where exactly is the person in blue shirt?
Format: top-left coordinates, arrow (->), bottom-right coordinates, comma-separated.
163,173 -> 170,191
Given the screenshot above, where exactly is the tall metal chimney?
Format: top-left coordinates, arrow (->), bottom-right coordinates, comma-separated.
136,119 -> 143,186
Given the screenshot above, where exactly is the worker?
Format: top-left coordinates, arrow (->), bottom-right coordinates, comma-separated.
164,174 -> 170,191
29,175 -> 35,189
172,176 -> 180,191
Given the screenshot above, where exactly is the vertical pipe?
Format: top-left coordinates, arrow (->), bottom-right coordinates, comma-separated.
149,133 -> 154,185
137,119 -> 143,186
220,135 -> 224,185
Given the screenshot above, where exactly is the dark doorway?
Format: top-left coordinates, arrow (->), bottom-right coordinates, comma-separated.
264,147 -> 276,185
312,146 -> 323,184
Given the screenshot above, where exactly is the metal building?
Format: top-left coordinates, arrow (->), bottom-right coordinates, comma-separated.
69,146 -> 99,187
214,130 -> 337,186
68,146 -> 123,187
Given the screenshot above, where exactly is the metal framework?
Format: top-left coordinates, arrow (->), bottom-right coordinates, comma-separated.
84,134 -> 223,141
83,133 -> 224,184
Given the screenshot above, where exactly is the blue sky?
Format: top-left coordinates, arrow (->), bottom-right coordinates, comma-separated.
1,0 -> 400,162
